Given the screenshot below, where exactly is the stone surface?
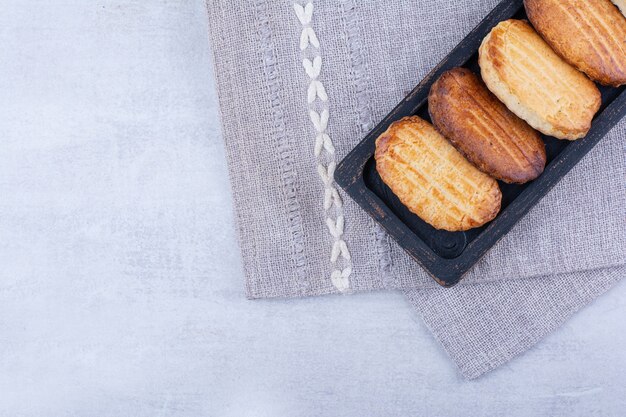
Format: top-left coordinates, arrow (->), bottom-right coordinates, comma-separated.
0,1 -> 625,416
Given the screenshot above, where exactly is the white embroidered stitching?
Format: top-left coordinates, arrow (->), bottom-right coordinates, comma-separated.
293,1 -> 352,293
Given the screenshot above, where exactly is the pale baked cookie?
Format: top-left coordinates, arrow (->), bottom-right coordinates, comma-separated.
375,116 -> 502,231
479,19 -> 601,140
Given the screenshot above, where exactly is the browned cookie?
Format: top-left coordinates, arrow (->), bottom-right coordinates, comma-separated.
479,19 -> 602,140
613,0 -> 626,16
429,68 -> 546,184
525,0 -> 626,87
375,116 -> 502,231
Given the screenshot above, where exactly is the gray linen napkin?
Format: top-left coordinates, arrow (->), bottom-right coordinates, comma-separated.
207,0 -> 625,377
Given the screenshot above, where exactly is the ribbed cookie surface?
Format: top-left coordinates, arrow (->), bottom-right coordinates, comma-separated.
525,0 -> 626,87
429,67 -> 546,184
479,19 -> 601,140
375,116 -> 502,232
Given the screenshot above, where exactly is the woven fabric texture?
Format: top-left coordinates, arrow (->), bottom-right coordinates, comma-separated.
207,0 -> 625,378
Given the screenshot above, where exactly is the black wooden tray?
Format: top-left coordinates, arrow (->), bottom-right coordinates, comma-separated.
334,0 -> 626,287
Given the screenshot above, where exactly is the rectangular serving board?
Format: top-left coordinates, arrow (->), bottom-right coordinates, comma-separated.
334,0 -> 626,287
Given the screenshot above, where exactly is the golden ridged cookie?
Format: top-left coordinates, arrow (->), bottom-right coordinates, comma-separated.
612,0 -> 626,16
479,19 -> 602,140
525,0 -> 626,87
375,116 -> 502,232
429,67 -> 546,184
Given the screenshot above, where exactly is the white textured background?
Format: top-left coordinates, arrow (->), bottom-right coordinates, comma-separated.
1,1 -> 625,416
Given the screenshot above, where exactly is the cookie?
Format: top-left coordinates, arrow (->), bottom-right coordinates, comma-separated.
375,116 -> 502,231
